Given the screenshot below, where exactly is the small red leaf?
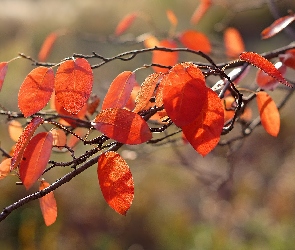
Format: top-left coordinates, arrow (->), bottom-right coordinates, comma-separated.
98,151 -> 134,215
0,62 -> 8,91
256,92 -> 280,137
179,30 -> 211,54
224,27 -> 245,58
190,0 -> 212,25
8,120 -> 23,142
102,71 -> 137,110
39,180 -> 57,226
55,58 -> 93,114
19,132 -> 53,190
115,12 -> 138,36
182,89 -> 224,156
93,108 -> 152,145
261,14 -> 295,39
11,116 -> 44,170
0,158 -> 11,180
239,52 -> 292,88
279,49 -> 295,70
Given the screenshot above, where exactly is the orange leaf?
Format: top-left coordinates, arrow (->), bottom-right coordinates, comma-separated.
239,52 -> 292,88
163,63 -> 207,127
279,49 -> 295,70
39,180 -> 57,226
87,94 -> 100,115
115,12 -> 138,36
19,132 -> 53,190
133,73 -> 163,113
0,62 -> 8,91
38,31 -> 60,62
261,14 -> 295,39
224,27 -> 245,58
55,58 -> 93,114
18,67 -> 54,117
97,151 -> 134,215
11,116 -> 44,170
190,0 -> 212,25
8,120 -> 23,142
166,9 -> 178,27
93,108 -> 152,145
102,71 -> 137,110
179,30 -> 211,54
152,40 -> 178,73
182,89 -> 224,156
256,92 -> 280,137
143,34 -> 160,48
67,127 -> 88,148
125,84 -> 140,111
0,158 -> 11,180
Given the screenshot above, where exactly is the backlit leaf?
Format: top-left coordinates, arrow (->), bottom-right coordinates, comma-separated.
93,108 -> 152,145
224,27 -> 245,58
0,62 -> 8,91
98,151 -> 134,215
19,132 -> 53,190
8,120 -> 23,142
166,9 -> 178,27
11,116 -> 44,170
0,158 -> 11,180
55,58 -> 93,114
102,71 -> 137,110
182,89 -> 224,156
163,63 -> 207,127
256,91 -> 280,137
67,127 -> 88,148
38,30 -> 63,62
279,49 -> 295,70
190,0 -> 212,25
261,14 -> 295,39
115,12 -> 138,36
179,30 -> 211,54
39,180 -> 57,226
152,40 -> 178,73
239,52 -> 292,88
18,67 -> 54,117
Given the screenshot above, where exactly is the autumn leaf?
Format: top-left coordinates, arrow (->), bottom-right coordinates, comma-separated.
93,108 -> 152,145
261,14 -> 295,39
279,49 -> 295,70
19,132 -> 53,190
102,71 -> 137,110
87,94 -> 100,115
8,120 -> 23,142
66,127 -> 88,149
11,116 -> 44,170
50,129 -> 67,148
39,180 -> 57,226
55,58 -> 93,114
0,158 -> 11,180
97,151 -> 134,215
239,52 -> 292,88
182,88 -> 224,156
0,62 -> 8,91
143,34 -> 160,48
256,91 -> 280,137
224,27 -> 245,58
179,30 -> 211,54
162,63 -> 207,127
18,67 -> 54,117
115,12 -> 138,36
190,0 -> 212,25
166,9 -> 178,27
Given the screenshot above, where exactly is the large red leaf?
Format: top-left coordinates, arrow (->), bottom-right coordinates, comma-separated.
19,132 -> 53,190
11,116 -> 44,170
97,151 -> 134,215
39,180 -> 57,226
93,108 -> 152,145
182,89 -> 224,156
162,63 -> 207,127
0,62 -> 8,91
256,92 -> 280,137
102,71 -> 137,110
179,30 -> 211,54
18,67 -> 54,117
152,40 -> 178,73
224,27 -> 245,58
55,58 -> 93,114
190,0 -> 212,25
239,52 -> 292,88
261,14 -> 295,39
115,12 -> 138,36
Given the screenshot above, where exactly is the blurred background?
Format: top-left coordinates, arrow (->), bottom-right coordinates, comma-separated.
0,0 -> 295,249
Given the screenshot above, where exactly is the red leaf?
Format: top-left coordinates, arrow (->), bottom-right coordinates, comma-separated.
0,158 -> 11,180
11,116 -> 44,170
18,67 -> 54,117
224,27 -> 245,58
279,49 -> 295,70
115,12 -> 138,36
0,62 -> 8,91
8,120 -> 23,142
93,108 -> 152,145
239,52 -> 292,88
19,132 -> 53,190
190,0 -> 212,25
182,89 -> 224,156
261,14 -> 295,39
133,73 -> 163,113
87,94 -> 100,115
39,180 -> 57,226
152,40 -> 178,73
256,92 -> 280,137
162,63 -> 207,127
97,151 -> 134,215
55,58 -> 93,114
102,71 -> 137,110
179,30 -> 211,54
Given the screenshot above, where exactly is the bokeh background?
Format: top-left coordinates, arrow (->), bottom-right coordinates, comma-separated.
0,0 -> 295,249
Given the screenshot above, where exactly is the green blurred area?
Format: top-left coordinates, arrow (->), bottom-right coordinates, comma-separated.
1,0 -> 295,249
